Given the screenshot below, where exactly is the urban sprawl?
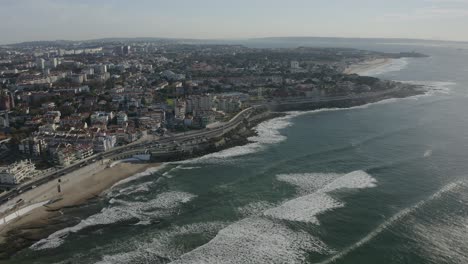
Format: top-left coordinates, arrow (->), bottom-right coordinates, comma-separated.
0,39 -> 424,194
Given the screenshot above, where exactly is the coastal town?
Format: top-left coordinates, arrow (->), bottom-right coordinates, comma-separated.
0,39 -> 426,257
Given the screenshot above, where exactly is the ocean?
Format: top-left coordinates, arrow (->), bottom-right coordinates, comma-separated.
8,39 -> 468,263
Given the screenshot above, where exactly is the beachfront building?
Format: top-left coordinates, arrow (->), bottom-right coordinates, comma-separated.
0,160 -> 37,185
93,135 -> 117,152
50,143 -> 94,166
74,144 -> 94,160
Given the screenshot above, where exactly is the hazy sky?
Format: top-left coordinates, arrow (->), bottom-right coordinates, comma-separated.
1,0 -> 468,44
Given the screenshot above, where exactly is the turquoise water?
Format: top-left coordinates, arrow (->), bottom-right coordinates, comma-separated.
9,40 -> 468,263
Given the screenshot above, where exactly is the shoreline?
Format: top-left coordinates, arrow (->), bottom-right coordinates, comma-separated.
0,86 -> 425,259
0,161 -> 160,259
344,58 -> 393,75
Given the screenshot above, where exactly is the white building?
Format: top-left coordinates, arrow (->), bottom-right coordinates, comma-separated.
90,112 -> 113,125
291,61 -> 300,69
74,144 -> 94,160
93,135 -> 117,152
0,160 -> 36,185
51,58 -> 58,68
174,99 -> 186,120
116,112 -> 128,125
36,58 -> 45,70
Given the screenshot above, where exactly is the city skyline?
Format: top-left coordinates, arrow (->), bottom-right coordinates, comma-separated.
1,0 -> 468,44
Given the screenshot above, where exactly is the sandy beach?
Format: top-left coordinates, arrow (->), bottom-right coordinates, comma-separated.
344,58 -> 393,75
0,161 -> 160,257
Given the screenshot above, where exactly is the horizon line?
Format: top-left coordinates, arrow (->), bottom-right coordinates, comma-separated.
3,35 -> 468,46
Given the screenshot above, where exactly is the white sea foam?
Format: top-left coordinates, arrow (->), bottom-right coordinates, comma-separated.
264,170 -> 377,224
358,58 -> 409,77
265,193 -> 344,224
96,222 -> 228,264
117,181 -> 153,196
177,166 -> 202,170
104,165 -> 166,198
322,170 -> 377,192
276,173 -> 341,195
121,172 -> 373,263
31,191 -> 197,251
178,114 -> 295,164
170,217 -> 332,264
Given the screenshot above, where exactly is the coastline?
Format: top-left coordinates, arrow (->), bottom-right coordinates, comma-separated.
0,86 -> 425,259
0,161 -> 160,259
344,58 -> 393,75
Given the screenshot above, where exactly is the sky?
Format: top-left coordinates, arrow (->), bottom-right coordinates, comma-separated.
1,0 -> 468,44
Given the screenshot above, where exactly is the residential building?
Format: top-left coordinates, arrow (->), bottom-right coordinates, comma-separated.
116,112 -> 128,125
74,144 -> 94,160
36,58 -> 45,70
174,99 -> 186,120
0,160 -> 36,185
291,61 -> 300,69
93,135 -> 117,152
51,144 -> 76,166
18,137 -> 48,157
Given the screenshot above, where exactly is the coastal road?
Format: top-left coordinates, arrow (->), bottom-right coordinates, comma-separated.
0,87 -> 415,206
0,107 -> 256,205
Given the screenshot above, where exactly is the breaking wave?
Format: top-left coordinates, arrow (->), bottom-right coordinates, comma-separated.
164,171 -> 374,263
96,222 -> 228,264
178,114 -> 295,163
177,166 -> 202,170
111,165 -> 166,189
264,170 -> 377,224
276,173 -> 341,195
30,191 -> 197,251
116,181 -> 153,196
170,217 -> 332,264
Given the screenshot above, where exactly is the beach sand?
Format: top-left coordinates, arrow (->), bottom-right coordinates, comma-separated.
0,161 -> 160,257
344,58 -> 392,75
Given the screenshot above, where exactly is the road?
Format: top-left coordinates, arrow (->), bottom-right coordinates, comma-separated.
0,107 -> 256,205
0,87 -> 412,205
